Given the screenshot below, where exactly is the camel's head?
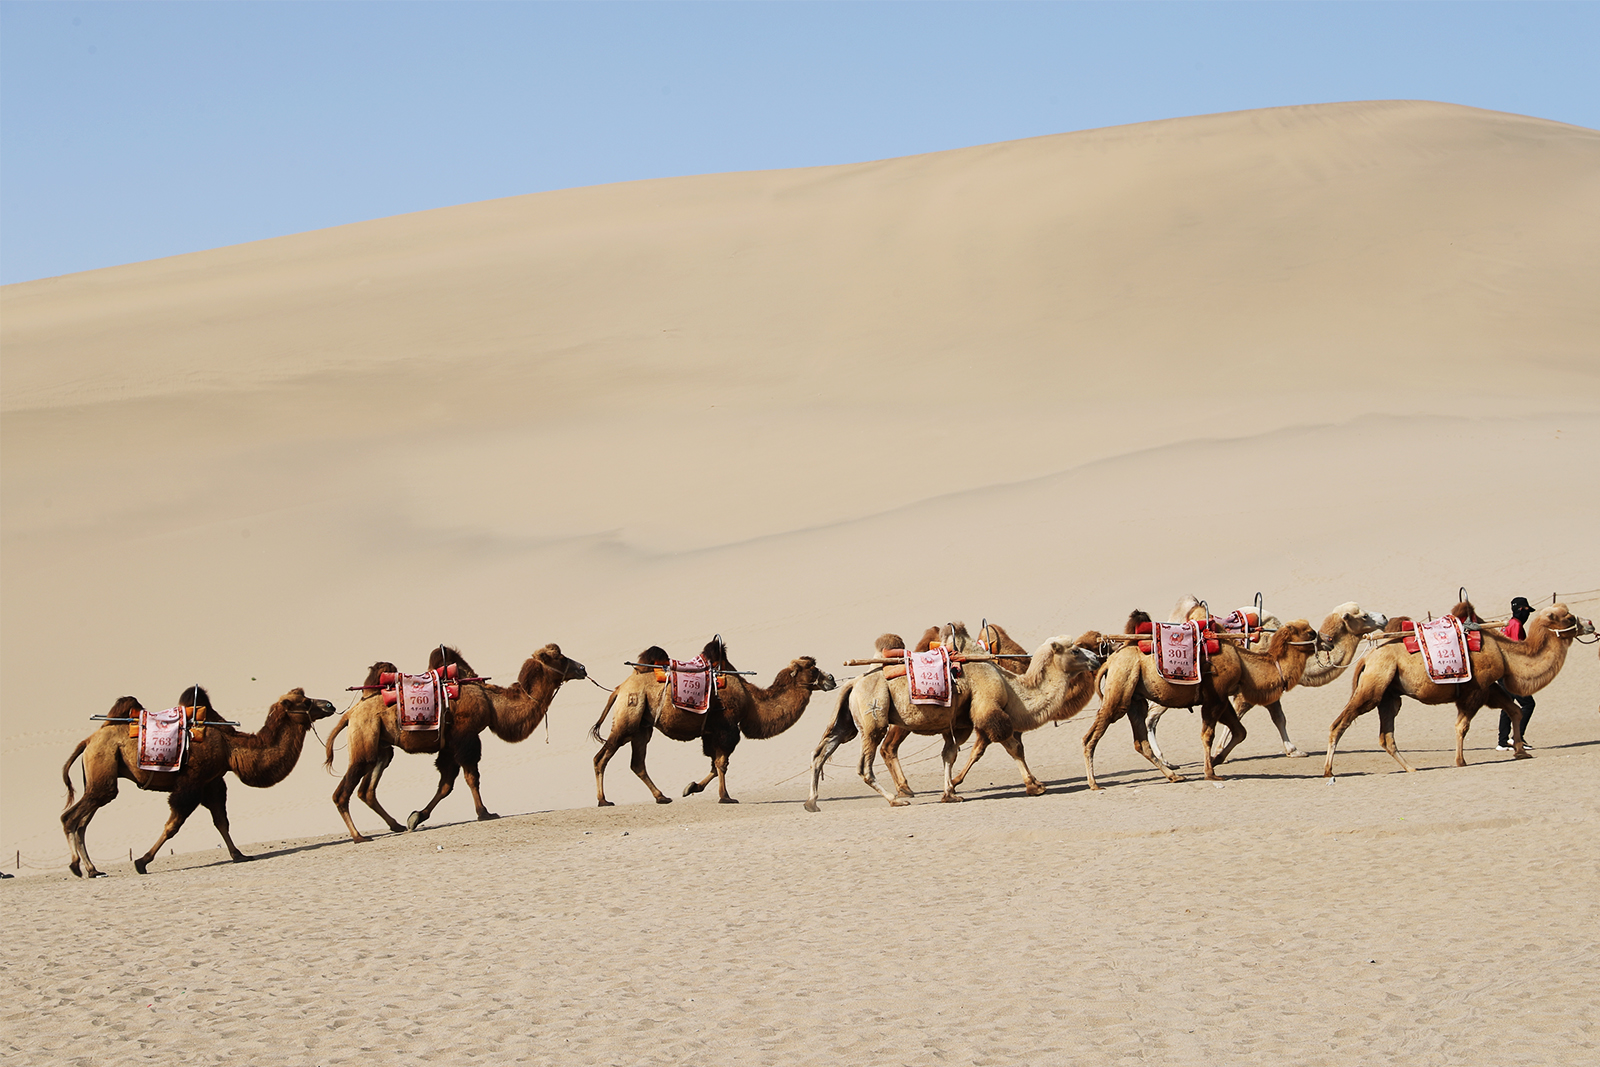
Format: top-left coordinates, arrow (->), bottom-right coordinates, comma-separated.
530,643 -> 587,684
1268,620 -> 1322,655
1022,637 -> 1101,686
280,688 -> 338,723
1325,603 -> 1386,639
1532,604 -> 1593,640
789,656 -> 838,693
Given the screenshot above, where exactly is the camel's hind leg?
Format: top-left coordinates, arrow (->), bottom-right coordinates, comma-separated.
880,726 -> 916,797
804,724 -> 849,813
407,748 -> 463,831
683,762 -> 718,797
950,734 -> 990,788
333,756 -> 382,843
1199,699 -> 1245,782
1144,704 -> 1181,771
937,731 -> 963,803
857,723 -> 905,806
626,730 -> 672,804
355,746 -> 407,834
61,779 -> 118,878
1127,700 -> 1186,784
449,733 -> 499,822
133,789 -> 205,875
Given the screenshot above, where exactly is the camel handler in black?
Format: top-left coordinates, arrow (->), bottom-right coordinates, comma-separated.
1497,596 -> 1537,751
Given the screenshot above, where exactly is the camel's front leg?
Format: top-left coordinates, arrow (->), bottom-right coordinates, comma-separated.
135,789 -> 205,874
712,749 -> 736,804
1266,700 -> 1304,757
938,731 -> 963,802
999,734 -> 1046,795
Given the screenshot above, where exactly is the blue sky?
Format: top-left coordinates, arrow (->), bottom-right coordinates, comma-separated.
2,1 -> 1596,284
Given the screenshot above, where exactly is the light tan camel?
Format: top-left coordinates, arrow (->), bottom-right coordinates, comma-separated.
1082,613 -> 1325,789
590,637 -> 836,806
1323,603 -> 1592,777
946,628 -> 1105,795
61,686 -> 337,877
805,621 -> 1041,811
325,644 -> 587,842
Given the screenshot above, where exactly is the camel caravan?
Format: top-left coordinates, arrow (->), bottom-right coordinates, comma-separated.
58,591 -> 1594,875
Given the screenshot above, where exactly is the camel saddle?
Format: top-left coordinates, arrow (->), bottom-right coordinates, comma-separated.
906,647 -> 954,706
1134,621 -> 1219,661
1138,621 -> 1208,684
1397,618 -> 1482,656
129,705 -> 207,742
1408,617 -> 1476,683
137,706 -> 190,772
667,654 -> 714,714
877,646 -> 964,685
380,665 -> 461,734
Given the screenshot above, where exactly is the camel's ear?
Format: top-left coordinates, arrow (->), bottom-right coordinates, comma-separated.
1050,640 -> 1066,655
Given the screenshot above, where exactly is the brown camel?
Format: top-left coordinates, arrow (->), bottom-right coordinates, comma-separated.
1190,602 -> 1388,762
61,686 -> 337,877
325,644 -> 588,842
1323,603 -> 1592,777
1082,613 -> 1325,789
590,637 -> 836,806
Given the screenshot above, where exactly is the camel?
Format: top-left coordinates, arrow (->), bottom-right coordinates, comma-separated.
61,686 -> 337,877
325,644 -> 588,842
590,637 -> 836,806
805,622 -> 1034,811
1153,602 -> 1389,763
1323,603 -> 1592,777
945,627 -> 1105,795
1081,612 -> 1326,789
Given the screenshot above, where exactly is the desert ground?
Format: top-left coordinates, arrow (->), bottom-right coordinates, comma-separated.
2,100 -> 1597,1064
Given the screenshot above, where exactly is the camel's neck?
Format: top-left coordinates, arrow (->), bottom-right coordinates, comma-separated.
227,708 -> 311,787
486,669 -> 563,742
1012,662 -> 1096,728
1493,626 -> 1573,694
1237,642 -> 1310,700
1300,626 -> 1365,688
735,676 -> 815,740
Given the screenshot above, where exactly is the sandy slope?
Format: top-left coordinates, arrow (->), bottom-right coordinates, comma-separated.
1,99 -> 1597,1063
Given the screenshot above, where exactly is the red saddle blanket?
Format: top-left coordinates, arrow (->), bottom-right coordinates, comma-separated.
1398,619 -> 1482,655
138,706 -> 188,772
1409,617 -> 1475,683
1140,622 -> 1204,684
668,654 -> 713,714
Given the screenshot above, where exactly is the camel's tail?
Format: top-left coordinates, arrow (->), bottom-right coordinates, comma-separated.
825,682 -> 859,745
323,709 -> 353,771
62,738 -> 89,806
589,689 -> 620,744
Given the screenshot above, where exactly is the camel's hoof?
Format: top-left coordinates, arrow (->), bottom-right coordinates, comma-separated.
88,871 -> 109,878
1514,750 -> 1533,760
597,800 -> 614,807
134,858 -> 150,874
232,853 -> 255,863
385,823 -> 405,834
654,795 -> 673,805
1026,782 -> 1047,796
1167,774 -> 1188,784
406,812 -> 425,831
682,782 -> 704,797
803,799 -> 820,813
477,812 -> 501,821
352,834 -> 371,844
69,860 -> 82,878
889,798 -> 911,807
940,794 -> 964,803
718,797 -> 739,804
1285,748 -> 1308,758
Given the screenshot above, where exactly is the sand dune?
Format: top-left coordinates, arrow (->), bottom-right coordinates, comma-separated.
2,99 -> 1597,1064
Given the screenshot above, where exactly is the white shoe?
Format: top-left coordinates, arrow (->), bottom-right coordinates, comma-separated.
1495,744 -> 1514,752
